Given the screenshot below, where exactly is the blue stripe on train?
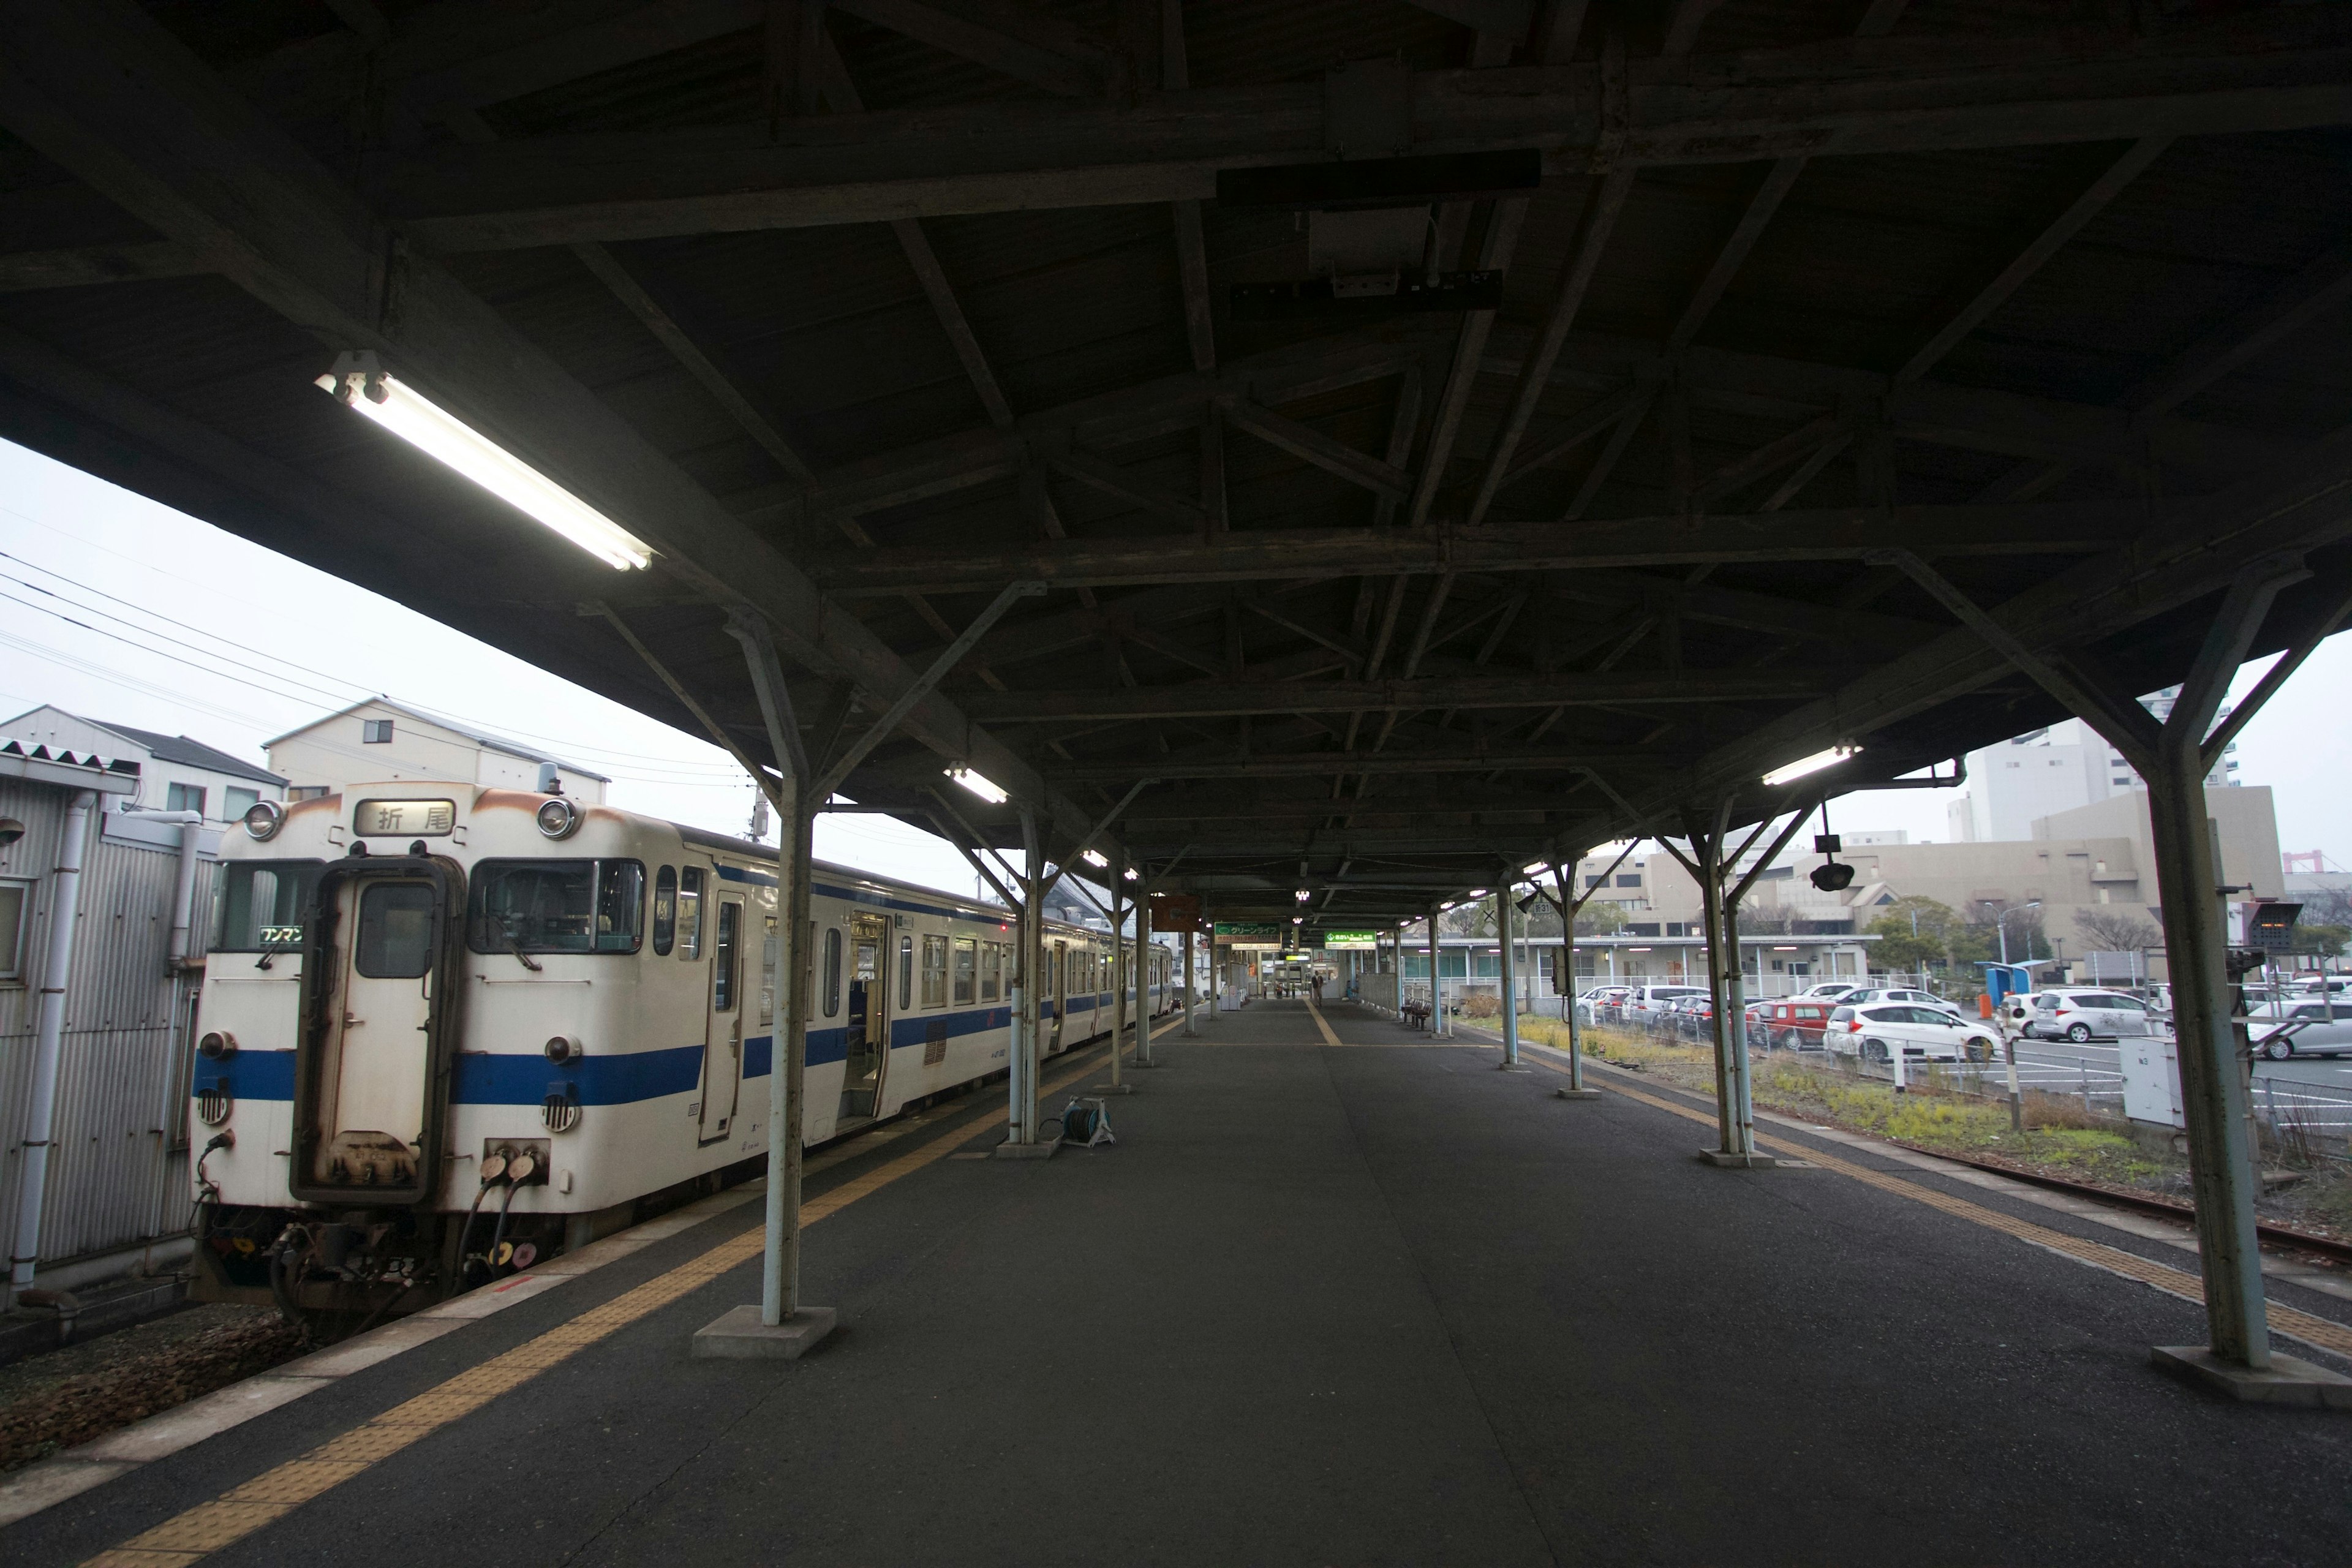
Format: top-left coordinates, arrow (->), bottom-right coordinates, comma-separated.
192,996 -> 1032,1107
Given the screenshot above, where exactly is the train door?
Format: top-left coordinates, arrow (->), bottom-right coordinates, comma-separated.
699,894 -> 744,1142
292,859 -> 463,1205
839,911 -> 889,1124
1049,939 -> 1068,1052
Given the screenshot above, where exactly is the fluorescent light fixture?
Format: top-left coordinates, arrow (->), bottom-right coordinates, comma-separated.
1292,916 -> 1303,924
1468,889 -> 1488,898
1083,849 -> 1109,869
1523,861 -> 1550,876
1294,889 -> 1311,902
1762,745 -> 1860,787
317,358 -> 651,571
1773,945 -> 1798,952
947,767 -> 1008,804
1123,867 -> 1139,881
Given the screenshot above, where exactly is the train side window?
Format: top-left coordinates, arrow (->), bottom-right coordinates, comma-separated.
712,901 -> 739,1011
921,933 -> 948,1008
761,915 -> 778,1027
898,935 -> 913,1010
981,941 -> 1001,1003
953,937 -> 976,1005
679,867 -> 705,959
652,866 -> 677,956
823,927 -> 843,1017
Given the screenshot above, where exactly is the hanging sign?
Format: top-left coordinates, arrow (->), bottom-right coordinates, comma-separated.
1150,892 -> 1205,931
1213,921 -> 1281,939
1320,931 -> 1379,949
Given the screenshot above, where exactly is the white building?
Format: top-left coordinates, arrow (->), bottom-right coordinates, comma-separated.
1,706 -> 285,827
266,698 -> 609,804
1947,690 -> 2237,844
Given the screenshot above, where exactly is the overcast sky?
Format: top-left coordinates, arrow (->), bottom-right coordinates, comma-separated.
3,436 -> 2346,897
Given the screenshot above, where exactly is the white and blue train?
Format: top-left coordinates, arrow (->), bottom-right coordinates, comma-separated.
189,782 -> 1173,1316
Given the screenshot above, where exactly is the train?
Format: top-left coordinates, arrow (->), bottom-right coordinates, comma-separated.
187,780 -> 1175,1321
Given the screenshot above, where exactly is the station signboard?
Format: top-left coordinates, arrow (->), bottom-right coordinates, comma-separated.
1320,931 -> 1379,949
1214,920 -> 1283,951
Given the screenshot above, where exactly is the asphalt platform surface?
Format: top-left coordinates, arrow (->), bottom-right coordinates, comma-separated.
10,999 -> 2352,1567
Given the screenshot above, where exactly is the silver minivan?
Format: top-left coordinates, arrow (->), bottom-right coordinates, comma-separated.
2027,989 -> 2154,1042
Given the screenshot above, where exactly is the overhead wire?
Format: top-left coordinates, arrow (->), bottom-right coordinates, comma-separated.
0,545 -> 747,776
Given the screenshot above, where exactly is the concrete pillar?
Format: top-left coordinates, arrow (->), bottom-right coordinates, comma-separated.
2148,746 -> 2269,1368
1697,826 -> 1760,1163
761,788 -> 816,1321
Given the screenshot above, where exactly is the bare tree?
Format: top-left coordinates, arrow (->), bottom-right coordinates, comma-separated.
2073,907 -> 2163,952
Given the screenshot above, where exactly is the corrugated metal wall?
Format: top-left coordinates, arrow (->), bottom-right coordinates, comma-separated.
0,778 -> 212,1271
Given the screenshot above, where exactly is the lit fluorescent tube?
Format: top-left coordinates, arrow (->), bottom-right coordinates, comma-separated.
1762,745 -> 1860,787
947,767 -> 1009,804
1083,849 -> 1109,869
317,361 -> 652,571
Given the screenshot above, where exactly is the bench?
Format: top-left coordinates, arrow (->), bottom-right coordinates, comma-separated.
1400,1001 -> 1432,1029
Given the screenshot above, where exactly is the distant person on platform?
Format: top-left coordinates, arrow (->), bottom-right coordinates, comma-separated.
1311,973 -> 1324,1002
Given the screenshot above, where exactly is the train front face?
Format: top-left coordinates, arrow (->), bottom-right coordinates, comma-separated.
194,785 -> 720,1314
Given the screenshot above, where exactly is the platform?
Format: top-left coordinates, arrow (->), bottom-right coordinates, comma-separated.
10,1001 -> 2352,1567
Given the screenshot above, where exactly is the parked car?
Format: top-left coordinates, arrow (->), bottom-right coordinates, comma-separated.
1796,982 -> 1865,1004
1839,987 -> 1964,1019
1623,984 -> 1710,1020
1827,1003 -> 2001,1064
2247,999 -> 2352,1060
1574,985 -> 1633,1026
1758,998 -> 1837,1051
2023,989 -> 2157,1042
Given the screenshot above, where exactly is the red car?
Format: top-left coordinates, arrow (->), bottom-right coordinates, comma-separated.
1760,1000 -> 1835,1050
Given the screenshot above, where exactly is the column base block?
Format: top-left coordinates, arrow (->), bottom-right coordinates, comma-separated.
993,1138 -> 1060,1160
691,1303 -> 837,1360
2153,1346 -> 2352,1409
1697,1149 -> 1778,1169
1555,1087 -> 1603,1099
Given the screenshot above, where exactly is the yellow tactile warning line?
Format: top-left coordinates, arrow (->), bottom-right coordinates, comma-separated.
1303,995 -> 1343,1048
1522,1051 -> 2352,1362
81,1030 -> 1170,1568
1300,997 -> 1482,1049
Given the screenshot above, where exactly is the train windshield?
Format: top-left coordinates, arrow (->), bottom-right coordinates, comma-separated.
467,859 -> 646,955
210,859 -> 325,952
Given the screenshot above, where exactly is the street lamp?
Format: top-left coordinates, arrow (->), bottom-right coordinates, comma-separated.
1996,901 -> 2042,966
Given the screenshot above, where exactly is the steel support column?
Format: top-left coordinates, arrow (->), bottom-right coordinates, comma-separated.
1495,878 -> 1524,1070
1426,903 -> 1443,1036
1135,879 -> 1159,1065
1182,924 -> 1198,1035
1109,846 -> 1128,1090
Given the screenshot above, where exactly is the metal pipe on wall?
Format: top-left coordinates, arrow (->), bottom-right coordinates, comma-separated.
9,788 -> 94,1299
162,810 -> 203,966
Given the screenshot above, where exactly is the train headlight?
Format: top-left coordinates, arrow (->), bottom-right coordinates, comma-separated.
198,1030 -> 238,1060
543,1035 -> 583,1065
535,797 -> 581,839
243,800 -> 285,840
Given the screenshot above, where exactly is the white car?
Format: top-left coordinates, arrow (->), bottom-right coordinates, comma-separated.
1839,987 -> 1964,1019
1795,982 -> 1865,1004
1623,984 -> 1709,1018
1826,1003 -> 2000,1064
2024,989 -> 2155,1042
2248,999 -> 2352,1060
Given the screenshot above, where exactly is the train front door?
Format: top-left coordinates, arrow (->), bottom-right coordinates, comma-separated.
698,895 -> 744,1143
839,911 -> 888,1124
313,876 -> 435,1188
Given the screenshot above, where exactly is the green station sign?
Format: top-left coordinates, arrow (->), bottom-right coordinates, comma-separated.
1213,921 -> 1283,939
1320,931 -> 1379,949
